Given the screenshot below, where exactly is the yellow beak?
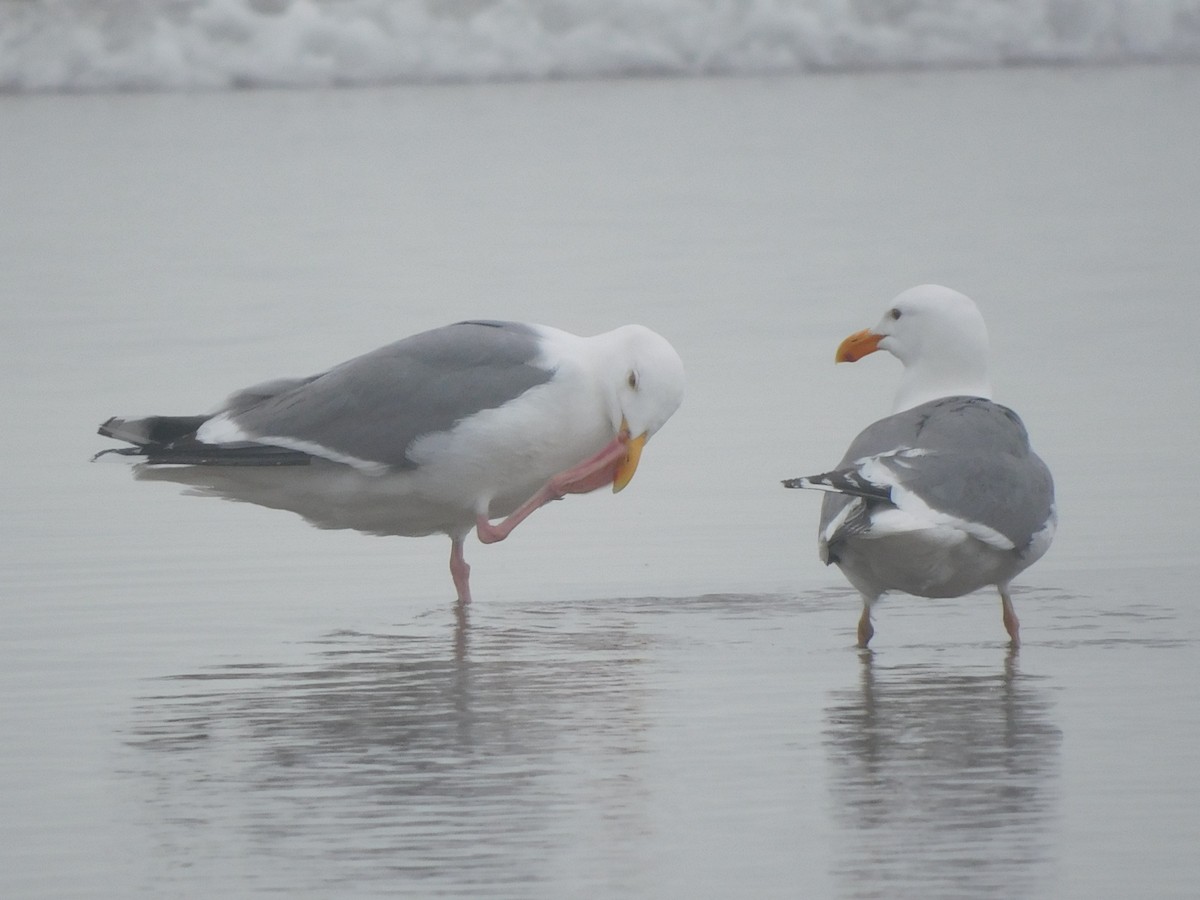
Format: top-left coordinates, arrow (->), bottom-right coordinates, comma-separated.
835,328 -> 884,363
613,420 -> 647,493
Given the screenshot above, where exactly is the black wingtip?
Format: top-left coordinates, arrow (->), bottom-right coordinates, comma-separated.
91,446 -> 146,462
95,413 -> 312,467
781,477 -> 805,489
97,416 -> 123,440
142,446 -> 313,466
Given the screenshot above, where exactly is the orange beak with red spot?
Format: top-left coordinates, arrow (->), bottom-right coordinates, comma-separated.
612,418 -> 646,493
836,329 -> 884,363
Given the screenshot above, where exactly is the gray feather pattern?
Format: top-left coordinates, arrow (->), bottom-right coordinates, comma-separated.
227,320 -> 554,469
814,395 -> 1055,554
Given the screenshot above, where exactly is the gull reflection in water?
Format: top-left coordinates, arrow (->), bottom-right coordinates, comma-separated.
125,604 -> 654,893
824,650 -> 1062,899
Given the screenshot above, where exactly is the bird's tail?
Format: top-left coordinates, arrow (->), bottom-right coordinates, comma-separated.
781,474 -> 821,490
94,415 -> 310,466
98,414 -> 209,447
781,470 -> 891,501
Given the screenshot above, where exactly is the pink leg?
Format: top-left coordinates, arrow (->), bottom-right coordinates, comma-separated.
1000,585 -> 1020,647
856,606 -> 874,648
476,434 -> 628,545
449,535 -> 472,605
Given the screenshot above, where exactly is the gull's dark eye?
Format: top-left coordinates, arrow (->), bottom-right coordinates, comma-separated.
627,370 -> 639,390
889,308 -> 902,320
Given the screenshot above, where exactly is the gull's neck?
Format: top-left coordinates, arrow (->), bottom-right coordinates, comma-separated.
892,362 -> 992,412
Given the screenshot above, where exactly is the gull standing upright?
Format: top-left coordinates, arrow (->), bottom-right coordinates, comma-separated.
783,285 -> 1055,647
96,320 -> 685,605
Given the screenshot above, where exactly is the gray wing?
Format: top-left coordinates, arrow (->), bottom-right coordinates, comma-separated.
812,396 -> 1055,551
226,320 -> 554,469
223,375 -> 322,416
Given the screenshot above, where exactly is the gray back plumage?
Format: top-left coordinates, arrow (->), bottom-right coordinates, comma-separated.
819,396 -> 1055,552
227,321 -> 553,469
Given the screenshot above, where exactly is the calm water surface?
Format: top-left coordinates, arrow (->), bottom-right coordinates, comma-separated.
2,66 -> 1199,898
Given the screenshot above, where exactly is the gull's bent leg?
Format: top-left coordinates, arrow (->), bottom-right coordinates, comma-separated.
476,436 -> 628,545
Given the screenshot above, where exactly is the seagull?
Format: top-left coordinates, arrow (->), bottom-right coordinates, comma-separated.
783,285 -> 1055,647
96,320 -> 685,604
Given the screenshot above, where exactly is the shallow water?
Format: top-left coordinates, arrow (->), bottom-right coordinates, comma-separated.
2,66 -> 1199,898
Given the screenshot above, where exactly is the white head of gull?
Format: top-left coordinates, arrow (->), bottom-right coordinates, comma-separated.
783,285 -> 1055,648
97,320 -> 685,606
836,283 -> 993,413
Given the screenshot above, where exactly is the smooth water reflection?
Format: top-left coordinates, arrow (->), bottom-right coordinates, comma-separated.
825,652 -> 1061,899
126,606 -> 657,896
